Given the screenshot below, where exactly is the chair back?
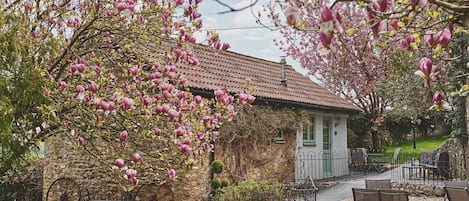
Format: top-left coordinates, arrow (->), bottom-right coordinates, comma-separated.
419,151 -> 434,166
352,188 -> 380,201
350,148 -> 367,165
391,148 -> 401,164
444,186 -> 469,201
365,179 -> 391,190
444,180 -> 468,188
379,189 -> 409,201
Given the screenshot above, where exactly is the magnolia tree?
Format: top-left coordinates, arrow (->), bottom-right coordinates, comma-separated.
276,0 -> 467,105
1,0 -> 253,190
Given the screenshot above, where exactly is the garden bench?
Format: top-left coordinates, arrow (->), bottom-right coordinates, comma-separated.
352,188 -> 408,201
349,148 -> 368,173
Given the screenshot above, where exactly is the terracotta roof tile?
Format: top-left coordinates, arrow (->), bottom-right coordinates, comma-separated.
178,45 -> 360,112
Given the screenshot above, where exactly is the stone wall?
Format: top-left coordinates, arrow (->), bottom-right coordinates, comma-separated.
43,134 -> 210,201
214,130 -> 296,184
437,138 -> 467,179
392,182 -> 445,197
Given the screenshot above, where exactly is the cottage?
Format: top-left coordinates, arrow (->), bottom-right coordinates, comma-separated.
179,45 -> 360,182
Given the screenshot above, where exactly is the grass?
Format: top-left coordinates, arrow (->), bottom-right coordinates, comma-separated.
381,135 -> 450,163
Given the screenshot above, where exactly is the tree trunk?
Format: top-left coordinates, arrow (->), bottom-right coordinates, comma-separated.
371,130 -> 380,149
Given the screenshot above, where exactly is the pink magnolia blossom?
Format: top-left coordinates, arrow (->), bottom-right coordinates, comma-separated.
119,131 -> 128,142
194,95 -> 203,104
430,91 -> 449,111
166,169 -> 176,179
88,83 -> 98,93
320,6 -> 334,22
415,57 -> 437,79
120,97 -> 135,110
285,5 -> 299,25
58,81 -> 68,90
433,91 -> 444,104
132,153 -> 142,163
75,85 -> 85,93
319,31 -> 333,47
181,144 -> 192,153
142,96 -> 152,106
400,34 -> 416,49
222,42 -> 230,50
24,2 -> 32,11
115,158 -> 124,169
125,169 -> 137,179
154,128 -> 161,136
238,93 -> 249,103
77,136 -> 84,145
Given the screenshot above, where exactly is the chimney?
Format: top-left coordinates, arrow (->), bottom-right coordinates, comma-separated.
280,56 -> 287,87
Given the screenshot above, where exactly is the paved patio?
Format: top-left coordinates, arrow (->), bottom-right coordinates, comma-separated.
316,164 -> 446,201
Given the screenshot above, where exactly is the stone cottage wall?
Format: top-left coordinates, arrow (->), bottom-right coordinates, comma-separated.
214,130 -> 296,184
437,138 -> 467,179
43,135 -> 210,201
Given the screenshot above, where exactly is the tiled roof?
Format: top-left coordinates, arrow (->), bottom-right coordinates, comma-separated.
178,45 -> 360,112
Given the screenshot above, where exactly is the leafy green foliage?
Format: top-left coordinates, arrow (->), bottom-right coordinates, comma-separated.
448,32 -> 469,139
211,160 -> 225,175
211,180 -> 284,201
383,114 -> 413,145
0,11 -> 49,178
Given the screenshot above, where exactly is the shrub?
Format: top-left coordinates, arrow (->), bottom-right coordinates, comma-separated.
211,180 -> 283,201
211,160 -> 224,175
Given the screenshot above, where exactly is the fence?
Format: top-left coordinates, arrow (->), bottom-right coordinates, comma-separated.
293,149 -> 465,187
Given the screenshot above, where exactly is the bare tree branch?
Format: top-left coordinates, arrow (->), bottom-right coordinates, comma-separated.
213,0 -> 260,14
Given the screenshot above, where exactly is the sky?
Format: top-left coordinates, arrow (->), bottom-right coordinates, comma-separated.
195,0 -> 309,75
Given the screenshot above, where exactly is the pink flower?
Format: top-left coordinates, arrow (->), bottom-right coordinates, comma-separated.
125,169 -> 137,179
142,96 -> 152,106
166,169 -> 176,179
430,91 -> 448,111
214,88 -> 227,97
183,138 -> 191,145
192,11 -> 201,19
247,94 -> 256,104
420,57 -> 433,74
400,34 -> 416,49
175,0 -> 184,6
120,97 -> 135,110
119,131 -> 128,142
174,127 -> 186,137
132,153 -> 142,163
433,91 -> 444,104
115,158 -> 124,169
194,95 -> 203,104
168,109 -> 179,119
436,28 -> 451,46
128,65 -> 140,75
222,42 -> 230,50
88,83 -> 98,93
77,136 -> 84,145
285,5 -> 299,25
238,93 -> 248,103
320,6 -> 333,22
319,31 -> 333,47
131,177 -> 139,185
75,85 -> 85,93
31,31 -> 39,38
181,144 -> 192,153
154,128 -> 161,136
58,81 -> 67,90
24,2 -> 33,11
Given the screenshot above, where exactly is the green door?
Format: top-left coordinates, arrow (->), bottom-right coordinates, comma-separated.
323,118 -> 332,177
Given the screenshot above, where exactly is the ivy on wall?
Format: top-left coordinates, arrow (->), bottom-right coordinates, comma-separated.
449,32 -> 469,139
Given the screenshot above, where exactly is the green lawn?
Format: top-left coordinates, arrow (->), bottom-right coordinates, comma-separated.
382,135 -> 450,163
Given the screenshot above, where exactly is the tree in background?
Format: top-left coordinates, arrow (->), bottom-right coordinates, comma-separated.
1,0 -> 251,191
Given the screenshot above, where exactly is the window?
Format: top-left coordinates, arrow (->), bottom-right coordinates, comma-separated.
274,129 -> 285,143
303,115 -> 315,145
